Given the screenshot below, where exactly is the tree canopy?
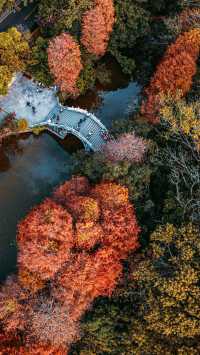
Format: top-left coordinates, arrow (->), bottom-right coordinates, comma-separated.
0,27 -> 30,95
48,33 -> 83,95
76,223 -> 200,354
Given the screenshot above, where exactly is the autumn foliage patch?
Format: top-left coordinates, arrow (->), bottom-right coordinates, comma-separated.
141,29 -> 200,123
81,0 -> 115,56
17,199 -> 73,285
48,33 -> 83,95
102,132 -> 148,163
0,176 -> 140,353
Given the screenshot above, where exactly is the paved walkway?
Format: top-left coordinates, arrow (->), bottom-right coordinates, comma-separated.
0,74 -> 110,152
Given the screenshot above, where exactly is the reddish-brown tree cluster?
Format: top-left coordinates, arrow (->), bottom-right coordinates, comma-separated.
141,29 -> 200,123
52,249 -> 123,322
0,344 -> 66,355
48,33 -> 83,95
17,199 -> 73,288
0,176 -> 140,353
81,0 -> 115,56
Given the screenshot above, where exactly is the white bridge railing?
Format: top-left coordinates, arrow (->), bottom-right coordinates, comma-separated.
30,104 -> 110,152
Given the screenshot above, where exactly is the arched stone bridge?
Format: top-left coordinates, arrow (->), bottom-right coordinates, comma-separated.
30,103 -> 110,152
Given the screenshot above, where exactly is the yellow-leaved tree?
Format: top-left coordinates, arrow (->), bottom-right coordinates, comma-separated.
0,0 -> 14,14
0,27 -> 30,95
130,223 -> 200,353
77,223 -> 200,355
159,95 -> 200,149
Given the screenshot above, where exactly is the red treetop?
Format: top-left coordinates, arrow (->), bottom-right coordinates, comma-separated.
102,203 -> 140,259
91,181 -> 129,209
52,248 -> 123,321
48,33 -> 83,95
0,345 -> 66,355
141,29 -> 200,123
81,0 -> 115,56
52,179 -> 139,322
53,176 -> 90,203
17,199 -> 73,282
60,195 -> 100,223
0,177 -> 140,352
75,220 -> 104,250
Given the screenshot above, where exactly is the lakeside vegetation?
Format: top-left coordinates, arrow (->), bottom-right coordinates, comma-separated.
0,0 -> 200,354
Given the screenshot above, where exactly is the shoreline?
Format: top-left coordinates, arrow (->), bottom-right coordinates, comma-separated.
0,128 -> 33,145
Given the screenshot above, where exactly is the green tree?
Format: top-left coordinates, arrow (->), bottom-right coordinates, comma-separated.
136,0 -> 183,15
29,36 -> 53,86
109,0 -> 150,75
38,0 -> 92,36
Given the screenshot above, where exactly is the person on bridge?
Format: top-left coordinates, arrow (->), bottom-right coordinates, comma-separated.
76,118 -> 83,130
86,130 -> 94,139
80,117 -> 86,124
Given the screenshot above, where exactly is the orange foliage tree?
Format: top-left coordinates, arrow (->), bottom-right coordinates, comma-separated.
48,33 -> 83,95
17,199 -> 73,287
52,248 -> 123,322
0,176 -> 140,353
81,0 -> 115,56
141,29 -> 200,123
52,179 -> 139,326
0,344 -> 66,355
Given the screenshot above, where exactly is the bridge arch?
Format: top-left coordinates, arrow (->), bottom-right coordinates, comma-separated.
30,104 -> 110,152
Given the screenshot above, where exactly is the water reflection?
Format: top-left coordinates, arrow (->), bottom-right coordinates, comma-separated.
0,134 -> 29,173
0,133 -> 75,281
96,82 -> 140,127
0,149 -> 11,172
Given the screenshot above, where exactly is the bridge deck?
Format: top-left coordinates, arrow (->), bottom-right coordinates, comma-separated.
30,104 -> 110,152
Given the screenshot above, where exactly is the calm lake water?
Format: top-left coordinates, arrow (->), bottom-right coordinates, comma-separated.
0,72 -> 140,281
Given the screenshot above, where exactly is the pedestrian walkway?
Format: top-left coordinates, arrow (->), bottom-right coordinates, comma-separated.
30,104 -> 110,152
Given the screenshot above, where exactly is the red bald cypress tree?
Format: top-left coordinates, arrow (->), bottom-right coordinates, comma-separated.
0,177 -> 140,353
141,29 -> 200,123
52,248 -> 123,322
81,0 -> 115,56
48,33 -> 83,95
17,199 -> 73,286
